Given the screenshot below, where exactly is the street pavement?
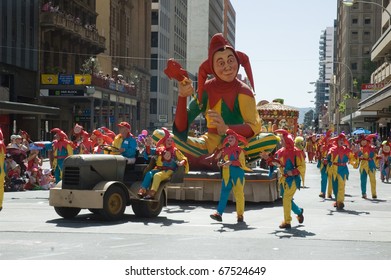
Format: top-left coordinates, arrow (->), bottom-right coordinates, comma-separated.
0,159 -> 391,261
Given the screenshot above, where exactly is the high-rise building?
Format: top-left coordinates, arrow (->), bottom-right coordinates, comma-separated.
315,26 -> 335,132
149,0 -> 188,130
335,1 -> 381,133
0,0 -> 60,140
359,1 -> 391,139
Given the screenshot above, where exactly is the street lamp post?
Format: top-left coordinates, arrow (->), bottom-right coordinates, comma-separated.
321,60 -> 354,134
342,0 -> 391,19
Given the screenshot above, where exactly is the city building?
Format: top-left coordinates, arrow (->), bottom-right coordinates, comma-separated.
313,25 -> 335,133
149,0 -> 187,130
0,0 -> 60,141
1,0 -> 152,141
334,0 -> 381,134
359,0 -> 391,139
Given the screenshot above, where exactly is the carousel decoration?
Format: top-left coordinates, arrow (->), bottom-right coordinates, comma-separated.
257,99 -> 299,136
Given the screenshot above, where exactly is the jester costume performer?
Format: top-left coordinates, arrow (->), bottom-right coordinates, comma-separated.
294,136 -> 306,187
138,128 -> 189,199
356,134 -> 379,199
305,134 -> 317,163
326,133 -> 357,210
316,130 -> 333,199
379,140 -> 391,183
51,128 -> 74,183
210,129 -> 252,223
155,33 -> 278,171
263,129 -> 305,229
0,128 -> 6,211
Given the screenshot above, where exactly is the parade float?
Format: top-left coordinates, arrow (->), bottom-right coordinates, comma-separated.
257,99 -> 299,136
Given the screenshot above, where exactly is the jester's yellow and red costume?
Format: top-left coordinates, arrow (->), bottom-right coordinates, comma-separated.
0,128 -> 6,211
210,129 -> 252,223
265,129 -> 305,229
156,33 -> 278,171
305,134 -> 317,163
139,128 -> 189,199
379,140 -> 391,183
316,130 -> 333,198
326,133 -> 357,210
356,134 -> 379,199
51,128 -> 74,183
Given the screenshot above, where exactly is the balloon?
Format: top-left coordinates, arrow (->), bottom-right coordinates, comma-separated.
141,129 -> 148,136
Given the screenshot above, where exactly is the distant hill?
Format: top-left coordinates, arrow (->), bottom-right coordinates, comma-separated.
292,107 -> 313,124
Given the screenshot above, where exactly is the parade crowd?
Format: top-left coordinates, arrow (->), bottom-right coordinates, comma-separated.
1,33 -> 390,230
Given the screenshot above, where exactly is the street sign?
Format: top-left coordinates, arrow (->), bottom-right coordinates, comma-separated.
158,115 -> 167,122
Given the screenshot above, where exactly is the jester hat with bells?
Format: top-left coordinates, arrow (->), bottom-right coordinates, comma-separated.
50,128 -> 73,150
330,133 -> 350,148
357,133 -> 376,147
381,140 -> 391,154
156,127 -> 176,155
274,129 -> 295,150
197,33 -> 255,111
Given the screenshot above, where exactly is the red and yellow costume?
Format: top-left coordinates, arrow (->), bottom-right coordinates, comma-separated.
156,33 -> 278,171
0,128 -> 6,211
51,128 -> 74,183
305,134 -> 317,163
138,128 -> 189,199
264,129 -> 305,229
316,130 -> 333,198
356,134 -> 379,199
379,140 -> 391,183
210,129 -> 252,223
326,133 -> 357,210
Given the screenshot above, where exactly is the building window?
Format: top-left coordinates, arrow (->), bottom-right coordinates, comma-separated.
150,98 -> 157,114
151,32 -> 158,47
152,11 -> 158,25
151,54 -> 158,70
351,62 -> 357,70
351,31 -> 359,41
364,17 -> 371,24
150,76 -> 157,91
352,18 -> 358,24
363,31 -> 370,41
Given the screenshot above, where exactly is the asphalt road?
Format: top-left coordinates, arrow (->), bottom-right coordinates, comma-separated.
1,161 -> 391,262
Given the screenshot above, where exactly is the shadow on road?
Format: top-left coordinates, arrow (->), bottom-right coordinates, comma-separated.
46,212 -> 189,228
213,221 -> 257,233
270,225 -> 316,239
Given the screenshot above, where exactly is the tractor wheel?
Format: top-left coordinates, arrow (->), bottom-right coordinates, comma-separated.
131,191 -> 165,218
54,206 -> 81,219
100,185 -> 127,221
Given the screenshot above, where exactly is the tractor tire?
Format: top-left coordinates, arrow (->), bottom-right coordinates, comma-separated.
131,191 -> 165,218
100,185 -> 127,221
54,206 -> 81,219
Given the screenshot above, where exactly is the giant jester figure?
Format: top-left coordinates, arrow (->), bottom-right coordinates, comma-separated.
0,128 -> 6,211
155,33 -> 278,171
51,128 -> 74,183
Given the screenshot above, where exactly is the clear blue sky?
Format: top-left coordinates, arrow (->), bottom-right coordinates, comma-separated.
230,0 -> 337,108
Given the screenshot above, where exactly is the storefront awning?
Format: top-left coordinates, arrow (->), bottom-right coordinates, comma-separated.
358,84 -> 391,111
0,101 -> 60,115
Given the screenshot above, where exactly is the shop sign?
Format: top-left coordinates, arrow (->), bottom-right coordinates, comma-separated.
49,89 -> 85,96
59,75 -> 74,85
364,117 -> 378,122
